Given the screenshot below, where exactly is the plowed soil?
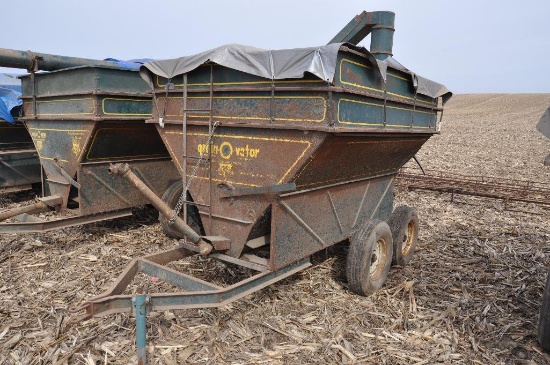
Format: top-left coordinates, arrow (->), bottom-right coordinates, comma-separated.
1,94 -> 550,364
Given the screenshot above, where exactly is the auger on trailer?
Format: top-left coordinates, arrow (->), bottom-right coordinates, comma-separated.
0,49 -> 180,232
71,11 -> 452,363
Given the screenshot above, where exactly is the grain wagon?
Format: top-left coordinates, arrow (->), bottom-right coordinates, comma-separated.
72,13 -> 451,363
0,50 -> 180,231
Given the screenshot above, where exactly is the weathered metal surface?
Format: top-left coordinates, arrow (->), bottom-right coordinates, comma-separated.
154,92 -> 327,125
156,124 -> 325,257
18,66 -> 170,210
293,135 -> 428,189
0,148 -> 41,192
218,182 -> 296,198
79,159 -> 179,215
0,65 -> 181,232
25,120 -> 95,205
20,95 -> 152,121
0,121 -> 42,193
0,119 -> 179,228
153,124 -> 428,267
20,67 -> 151,120
0,48 -> 121,71
124,42 -> 447,270
335,48 -> 437,111
151,51 -> 440,132
0,121 -> 33,150
133,294 -> 148,365
329,11 -> 395,60
271,175 -> 394,270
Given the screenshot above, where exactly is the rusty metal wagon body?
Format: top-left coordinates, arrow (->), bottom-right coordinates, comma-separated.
145,45 -> 442,272
0,53 -> 180,231
78,11 -> 451,322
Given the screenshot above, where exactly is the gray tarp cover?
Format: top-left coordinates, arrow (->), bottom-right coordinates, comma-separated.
140,43 -> 452,103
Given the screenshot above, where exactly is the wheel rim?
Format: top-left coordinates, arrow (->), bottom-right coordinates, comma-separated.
369,238 -> 386,280
402,220 -> 415,256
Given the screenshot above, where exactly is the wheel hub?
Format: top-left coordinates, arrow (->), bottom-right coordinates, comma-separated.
370,238 -> 385,279
402,221 -> 415,255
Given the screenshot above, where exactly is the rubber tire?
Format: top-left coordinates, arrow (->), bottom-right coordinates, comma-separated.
538,271 -> 550,351
346,220 -> 393,296
159,181 -> 203,239
388,205 -> 419,267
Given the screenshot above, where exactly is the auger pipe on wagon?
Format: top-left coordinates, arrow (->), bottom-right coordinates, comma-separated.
0,48 -> 121,71
328,10 -> 395,60
108,163 -> 213,255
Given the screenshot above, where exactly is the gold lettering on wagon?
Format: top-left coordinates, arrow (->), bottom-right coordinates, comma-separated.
29,130 -> 46,152
68,131 -> 86,156
218,162 -> 233,178
197,141 -> 260,160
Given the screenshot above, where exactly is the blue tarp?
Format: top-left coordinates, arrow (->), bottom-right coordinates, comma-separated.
104,58 -> 152,70
0,74 -> 22,124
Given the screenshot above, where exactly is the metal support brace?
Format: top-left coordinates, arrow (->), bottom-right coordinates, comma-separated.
327,82 -> 334,126
437,107 -> 445,133
411,92 -> 417,128
270,79 -> 275,123
132,293 -> 149,365
383,89 -> 388,127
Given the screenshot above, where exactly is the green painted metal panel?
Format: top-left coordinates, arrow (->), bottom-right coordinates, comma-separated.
101,97 -> 152,117
19,66 -> 152,120
155,65 -> 326,90
20,95 -> 152,119
152,49 -> 440,133
156,91 -> 327,124
20,66 -> 150,96
336,95 -> 436,130
335,52 -> 436,106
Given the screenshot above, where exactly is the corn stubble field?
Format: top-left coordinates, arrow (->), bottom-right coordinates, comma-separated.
1,94 -> 550,364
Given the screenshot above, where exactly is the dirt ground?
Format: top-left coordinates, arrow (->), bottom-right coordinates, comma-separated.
1,94 -> 550,364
